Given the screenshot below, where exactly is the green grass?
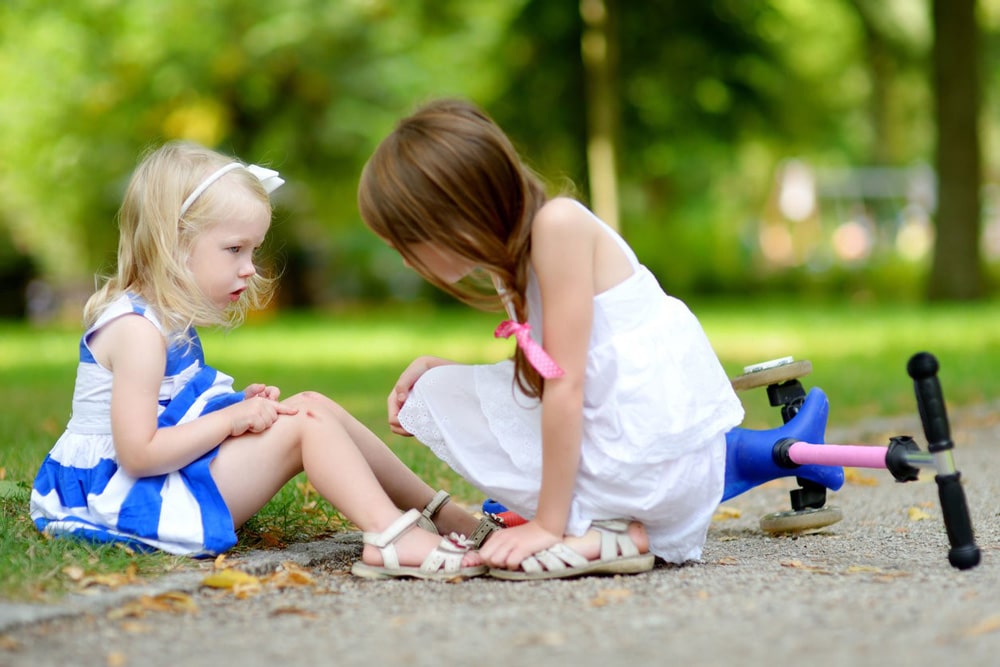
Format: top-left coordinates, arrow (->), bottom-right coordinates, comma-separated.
2,299 -> 999,600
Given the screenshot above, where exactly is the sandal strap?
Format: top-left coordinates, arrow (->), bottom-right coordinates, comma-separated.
361,508 -> 423,569
468,515 -> 502,549
420,535 -> 473,574
520,543 -> 588,574
591,519 -> 639,560
416,490 -> 450,534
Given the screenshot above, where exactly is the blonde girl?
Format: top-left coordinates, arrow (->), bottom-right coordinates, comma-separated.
31,141 -> 485,580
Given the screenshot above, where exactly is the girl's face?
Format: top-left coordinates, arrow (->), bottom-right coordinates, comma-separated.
187,184 -> 270,311
404,241 -> 476,284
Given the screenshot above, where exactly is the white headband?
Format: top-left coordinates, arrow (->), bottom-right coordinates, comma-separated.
179,162 -> 285,217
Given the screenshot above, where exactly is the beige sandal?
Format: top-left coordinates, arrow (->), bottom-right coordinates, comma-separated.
351,509 -> 487,581
416,490 -> 503,549
489,519 -> 655,581
416,489 -> 451,533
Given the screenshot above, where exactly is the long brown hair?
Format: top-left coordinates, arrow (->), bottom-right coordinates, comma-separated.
358,99 -> 549,397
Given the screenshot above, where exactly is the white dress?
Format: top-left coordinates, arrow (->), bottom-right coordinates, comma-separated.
398,204 -> 744,563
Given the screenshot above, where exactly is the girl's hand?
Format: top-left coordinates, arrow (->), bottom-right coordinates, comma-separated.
387,356 -> 454,436
478,520 -> 560,571
243,383 -> 281,401
226,395 -> 298,437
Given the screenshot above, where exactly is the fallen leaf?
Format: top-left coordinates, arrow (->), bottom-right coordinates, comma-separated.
779,560 -> 833,574
844,468 -> 879,486
297,479 -> 319,496
965,615 -> 1000,637
254,532 -> 285,548
201,568 -> 260,590
107,592 -> 198,619
106,651 -> 128,667
589,588 -> 633,607
119,621 -> 153,634
0,635 -> 22,650
232,580 -> 262,599
908,506 -> 931,521
265,562 -> 315,589
713,506 -> 742,521
271,606 -> 318,619
514,631 -> 565,647
81,569 -> 142,590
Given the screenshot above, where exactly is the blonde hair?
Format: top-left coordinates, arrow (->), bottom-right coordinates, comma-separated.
84,141 -> 275,340
358,99 -> 550,397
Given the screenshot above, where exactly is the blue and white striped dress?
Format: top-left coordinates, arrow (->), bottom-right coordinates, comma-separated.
30,293 -> 244,556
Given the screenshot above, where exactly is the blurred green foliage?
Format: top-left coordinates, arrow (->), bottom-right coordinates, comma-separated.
1,0 -> 998,318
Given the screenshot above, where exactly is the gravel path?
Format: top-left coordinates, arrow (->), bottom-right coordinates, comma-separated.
3,404 -> 999,667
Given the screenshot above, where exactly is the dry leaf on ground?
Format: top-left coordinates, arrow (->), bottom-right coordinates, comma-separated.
107,591 -> 198,619
712,506 -> 742,521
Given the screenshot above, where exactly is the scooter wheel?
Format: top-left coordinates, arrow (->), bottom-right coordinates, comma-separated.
759,506 -> 843,534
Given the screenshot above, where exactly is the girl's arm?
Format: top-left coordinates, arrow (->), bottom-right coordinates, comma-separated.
531,200 -> 595,536
98,314 -> 296,477
480,198 -> 595,566
388,355 -> 456,436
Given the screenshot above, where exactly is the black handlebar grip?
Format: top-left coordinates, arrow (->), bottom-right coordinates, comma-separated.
907,352 -> 952,453
907,352 -> 980,570
936,473 -> 981,570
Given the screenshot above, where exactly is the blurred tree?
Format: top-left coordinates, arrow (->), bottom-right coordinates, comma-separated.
928,0 -> 986,300
580,0 -> 620,230
0,0 -> 526,312
0,0 -> 995,313
493,0 -> 802,293
847,0 -> 929,165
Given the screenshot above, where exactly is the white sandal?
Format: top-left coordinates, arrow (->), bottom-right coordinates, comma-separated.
351,509 -> 487,581
489,519 -> 655,581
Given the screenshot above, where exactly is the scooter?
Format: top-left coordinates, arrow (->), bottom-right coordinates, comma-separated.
484,352 -> 980,570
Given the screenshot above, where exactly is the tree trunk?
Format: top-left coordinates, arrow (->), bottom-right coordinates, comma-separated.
848,0 -> 900,164
928,0 -> 984,300
580,0 -> 620,230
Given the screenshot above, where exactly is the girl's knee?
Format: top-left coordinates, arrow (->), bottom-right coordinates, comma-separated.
285,390 -> 333,410
283,391 -> 349,422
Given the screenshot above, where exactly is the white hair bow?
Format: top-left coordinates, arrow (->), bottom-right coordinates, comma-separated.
179,162 -> 285,217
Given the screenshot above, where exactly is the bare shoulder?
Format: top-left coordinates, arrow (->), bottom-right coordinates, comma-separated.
534,198 -> 632,291
530,198 -> 599,285
89,312 -> 164,369
532,197 -> 597,242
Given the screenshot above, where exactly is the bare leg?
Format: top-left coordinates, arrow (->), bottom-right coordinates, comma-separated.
210,391 -> 481,568
208,423 -> 303,528
324,396 -> 480,537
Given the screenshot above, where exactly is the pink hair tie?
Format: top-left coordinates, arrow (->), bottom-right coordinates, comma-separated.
494,320 -> 565,379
